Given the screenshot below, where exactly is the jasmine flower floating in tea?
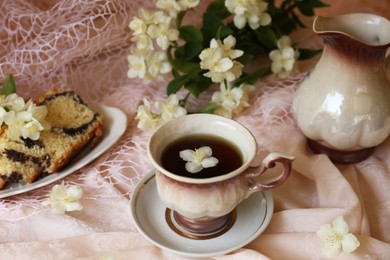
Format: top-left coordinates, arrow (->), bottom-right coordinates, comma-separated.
179,146 -> 219,173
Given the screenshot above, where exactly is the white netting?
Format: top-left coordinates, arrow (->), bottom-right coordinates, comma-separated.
1,0 -> 146,100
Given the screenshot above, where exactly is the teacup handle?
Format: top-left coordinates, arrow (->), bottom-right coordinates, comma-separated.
246,152 -> 294,192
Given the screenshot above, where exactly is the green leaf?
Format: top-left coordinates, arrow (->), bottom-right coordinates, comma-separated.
182,42 -> 203,61
2,74 -> 16,96
167,74 -> 190,95
173,45 -> 185,60
199,102 -> 219,114
176,10 -> 187,28
296,0 -> 329,16
270,13 -> 297,35
235,39 -> 258,54
201,12 -> 233,44
236,53 -> 254,66
180,62 -> 201,74
205,0 -> 230,19
169,46 -> 201,74
297,48 -> 322,60
179,25 -> 203,43
219,26 -> 233,40
184,75 -> 212,98
254,27 -> 277,51
235,67 -> 271,85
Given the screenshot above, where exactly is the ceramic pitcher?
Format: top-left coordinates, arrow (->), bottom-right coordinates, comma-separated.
292,13 -> 390,163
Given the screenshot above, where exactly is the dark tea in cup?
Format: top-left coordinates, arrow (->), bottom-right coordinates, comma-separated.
161,134 -> 242,179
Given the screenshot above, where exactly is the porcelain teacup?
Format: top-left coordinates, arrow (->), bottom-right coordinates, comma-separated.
147,114 -> 294,236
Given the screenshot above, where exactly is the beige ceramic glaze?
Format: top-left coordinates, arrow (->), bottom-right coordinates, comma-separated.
147,114 -> 294,219
293,13 -> 390,152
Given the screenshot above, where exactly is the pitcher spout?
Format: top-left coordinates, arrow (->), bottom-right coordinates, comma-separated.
314,13 -> 390,66
314,13 -> 390,47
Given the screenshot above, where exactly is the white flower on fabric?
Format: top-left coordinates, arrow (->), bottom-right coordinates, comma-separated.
216,35 -> 244,60
156,0 -> 181,17
212,81 -> 253,118
145,51 -> 172,81
127,54 -> 146,78
317,216 -> 360,259
146,12 -> 179,51
128,10 -> 177,81
129,8 -> 158,51
225,0 -> 271,29
276,35 -> 292,49
156,94 -> 187,122
128,8 -> 155,35
151,10 -> 172,25
136,98 -> 162,131
199,36 -> 244,83
179,146 -> 219,173
41,183 -> 83,214
147,22 -> 179,50
4,100 -> 51,141
129,17 -> 147,36
138,8 -> 156,24
127,46 -> 171,81
269,36 -> 299,79
131,34 -> 154,51
136,95 -> 186,131
178,0 -> 200,10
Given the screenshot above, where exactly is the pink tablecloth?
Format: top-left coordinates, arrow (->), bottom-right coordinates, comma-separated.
0,0 -> 390,259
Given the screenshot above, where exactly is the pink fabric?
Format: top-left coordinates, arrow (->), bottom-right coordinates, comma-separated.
0,0 -> 390,259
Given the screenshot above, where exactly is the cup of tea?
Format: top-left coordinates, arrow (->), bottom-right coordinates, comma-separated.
147,114 -> 294,236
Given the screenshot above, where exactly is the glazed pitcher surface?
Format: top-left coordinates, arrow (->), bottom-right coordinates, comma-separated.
292,13 -> 390,163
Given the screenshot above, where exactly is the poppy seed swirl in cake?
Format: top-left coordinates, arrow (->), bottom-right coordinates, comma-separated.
0,88 -> 104,189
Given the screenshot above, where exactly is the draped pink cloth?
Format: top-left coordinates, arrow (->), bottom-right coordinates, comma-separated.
0,0 -> 390,259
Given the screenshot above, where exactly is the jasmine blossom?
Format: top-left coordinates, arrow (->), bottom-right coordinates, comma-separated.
179,146 -> 219,173
317,216 -> 360,258
42,183 -> 83,214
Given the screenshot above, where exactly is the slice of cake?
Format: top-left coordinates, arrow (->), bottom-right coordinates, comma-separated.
0,88 -> 104,189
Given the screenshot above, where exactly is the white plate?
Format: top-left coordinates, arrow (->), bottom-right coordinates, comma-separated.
130,171 -> 274,258
0,104 -> 127,198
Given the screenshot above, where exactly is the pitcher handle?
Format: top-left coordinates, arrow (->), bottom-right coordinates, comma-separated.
246,152 -> 294,192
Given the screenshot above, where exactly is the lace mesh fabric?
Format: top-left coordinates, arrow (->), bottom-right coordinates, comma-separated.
0,0 -> 390,249
1,0 -> 150,99
0,0 -> 144,218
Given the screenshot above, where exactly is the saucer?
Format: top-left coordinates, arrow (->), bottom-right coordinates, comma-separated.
130,171 -> 274,258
